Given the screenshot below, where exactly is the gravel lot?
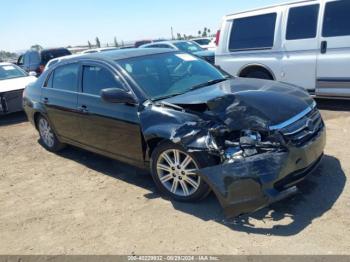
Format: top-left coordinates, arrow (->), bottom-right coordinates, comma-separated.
0,99 -> 349,255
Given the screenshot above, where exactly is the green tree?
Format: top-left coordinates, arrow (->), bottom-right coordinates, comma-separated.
88,41 -> 92,49
114,37 -> 119,47
30,44 -> 43,51
198,30 -> 201,36
95,37 -> 101,48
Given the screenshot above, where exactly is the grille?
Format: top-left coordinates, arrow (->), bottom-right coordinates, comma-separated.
280,108 -> 324,147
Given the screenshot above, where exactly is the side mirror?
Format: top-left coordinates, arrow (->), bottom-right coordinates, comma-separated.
28,71 -> 37,77
101,88 -> 137,105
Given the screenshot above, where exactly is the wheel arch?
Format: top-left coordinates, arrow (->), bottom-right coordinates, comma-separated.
238,63 -> 275,80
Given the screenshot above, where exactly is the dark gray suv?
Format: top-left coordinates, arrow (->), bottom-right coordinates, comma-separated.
17,48 -> 71,75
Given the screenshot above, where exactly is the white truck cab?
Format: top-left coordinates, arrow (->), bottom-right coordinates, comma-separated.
216,0 -> 350,99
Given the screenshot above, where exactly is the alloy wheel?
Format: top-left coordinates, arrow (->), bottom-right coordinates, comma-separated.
38,118 -> 55,148
156,149 -> 200,197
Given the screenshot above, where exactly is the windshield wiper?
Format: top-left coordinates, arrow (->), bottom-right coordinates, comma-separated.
190,77 -> 231,91
152,92 -> 185,101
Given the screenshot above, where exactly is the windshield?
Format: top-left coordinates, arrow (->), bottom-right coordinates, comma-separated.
173,41 -> 204,53
41,49 -> 71,65
0,64 -> 27,81
193,39 -> 211,45
117,52 -> 227,100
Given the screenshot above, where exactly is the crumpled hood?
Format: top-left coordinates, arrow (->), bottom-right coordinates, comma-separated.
163,77 -> 314,130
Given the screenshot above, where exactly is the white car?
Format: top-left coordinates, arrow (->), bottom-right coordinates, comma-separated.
0,63 -> 37,114
81,47 -> 118,54
192,37 -> 216,51
44,54 -> 83,71
216,0 -> 350,99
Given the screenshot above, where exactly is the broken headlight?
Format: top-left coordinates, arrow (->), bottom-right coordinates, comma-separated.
224,130 -> 263,162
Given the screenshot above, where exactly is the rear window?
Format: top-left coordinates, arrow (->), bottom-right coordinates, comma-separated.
229,13 -> 277,51
41,49 -> 71,65
286,4 -> 319,40
323,0 -> 350,37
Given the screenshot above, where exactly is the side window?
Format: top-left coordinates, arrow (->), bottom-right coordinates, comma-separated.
286,4 -> 319,40
323,0 -> 350,37
17,55 -> 24,65
229,13 -> 277,51
52,63 -> 80,92
82,65 -> 123,96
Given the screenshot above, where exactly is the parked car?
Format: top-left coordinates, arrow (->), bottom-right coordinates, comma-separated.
0,63 -> 36,115
216,0 -> 350,99
44,54 -> 84,71
17,48 -> 71,76
81,47 -> 119,54
140,40 -> 215,64
192,37 -> 216,50
23,49 -> 325,217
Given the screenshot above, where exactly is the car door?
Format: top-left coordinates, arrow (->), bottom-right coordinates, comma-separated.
77,62 -> 144,164
41,63 -> 83,142
316,0 -> 350,97
282,3 -> 320,92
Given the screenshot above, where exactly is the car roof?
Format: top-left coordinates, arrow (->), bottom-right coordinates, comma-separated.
225,0 -> 316,17
57,48 -> 176,64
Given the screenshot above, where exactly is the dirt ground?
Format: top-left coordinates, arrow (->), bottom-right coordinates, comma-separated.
0,99 -> 349,255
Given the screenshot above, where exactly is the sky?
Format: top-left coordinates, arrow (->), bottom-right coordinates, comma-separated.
0,0 -> 284,52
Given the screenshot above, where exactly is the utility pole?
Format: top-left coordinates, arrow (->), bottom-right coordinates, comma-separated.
171,27 -> 174,40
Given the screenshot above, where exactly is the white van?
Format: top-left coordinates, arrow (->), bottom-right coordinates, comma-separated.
215,0 -> 350,99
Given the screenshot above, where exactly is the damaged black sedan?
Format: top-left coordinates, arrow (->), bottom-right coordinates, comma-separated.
23,49 -> 326,217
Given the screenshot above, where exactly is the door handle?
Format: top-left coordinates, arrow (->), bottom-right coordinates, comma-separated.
42,97 -> 49,104
78,105 -> 89,113
321,41 -> 327,54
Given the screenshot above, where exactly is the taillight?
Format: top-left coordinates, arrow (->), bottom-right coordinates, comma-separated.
215,30 -> 221,46
39,65 -> 45,73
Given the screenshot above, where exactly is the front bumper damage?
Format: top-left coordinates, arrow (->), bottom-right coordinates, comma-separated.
196,128 -> 326,218
0,90 -> 24,115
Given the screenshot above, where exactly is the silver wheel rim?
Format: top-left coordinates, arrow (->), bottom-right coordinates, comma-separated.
38,118 -> 55,148
156,149 -> 200,197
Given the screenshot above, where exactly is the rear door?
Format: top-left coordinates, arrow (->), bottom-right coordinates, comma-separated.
282,3 -> 320,92
77,62 -> 144,164
41,63 -> 82,142
316,0 -> 350,97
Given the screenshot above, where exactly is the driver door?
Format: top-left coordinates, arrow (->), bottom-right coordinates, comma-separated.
77,62 -> 144,164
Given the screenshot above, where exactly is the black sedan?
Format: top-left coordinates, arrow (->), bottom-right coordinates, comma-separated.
23,49 -> 326,217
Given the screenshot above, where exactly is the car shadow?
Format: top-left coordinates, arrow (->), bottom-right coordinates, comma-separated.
56,147 -> 345,236
0,111 -> 28,126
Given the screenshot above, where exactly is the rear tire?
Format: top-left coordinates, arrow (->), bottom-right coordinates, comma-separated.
150,141 -> 214,202
37,115 -> 65,152
241,69 -> 273,80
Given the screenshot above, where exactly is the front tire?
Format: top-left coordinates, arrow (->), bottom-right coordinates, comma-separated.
37,115 -> 65,152
150,142 -> 212,202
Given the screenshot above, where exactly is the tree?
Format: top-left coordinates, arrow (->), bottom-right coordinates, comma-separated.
114,37 -> 119,47
30,44 -> 43,51
88,41 -> 92,49
95,37 -> 101,48
198,30 -> 201,36
202,27 -> 208,37
177,33 -> 182,40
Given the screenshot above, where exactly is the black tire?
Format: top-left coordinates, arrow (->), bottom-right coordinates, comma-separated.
243,70 -> 273,80
150,141 -> 215,202
36,115 -> 65,152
